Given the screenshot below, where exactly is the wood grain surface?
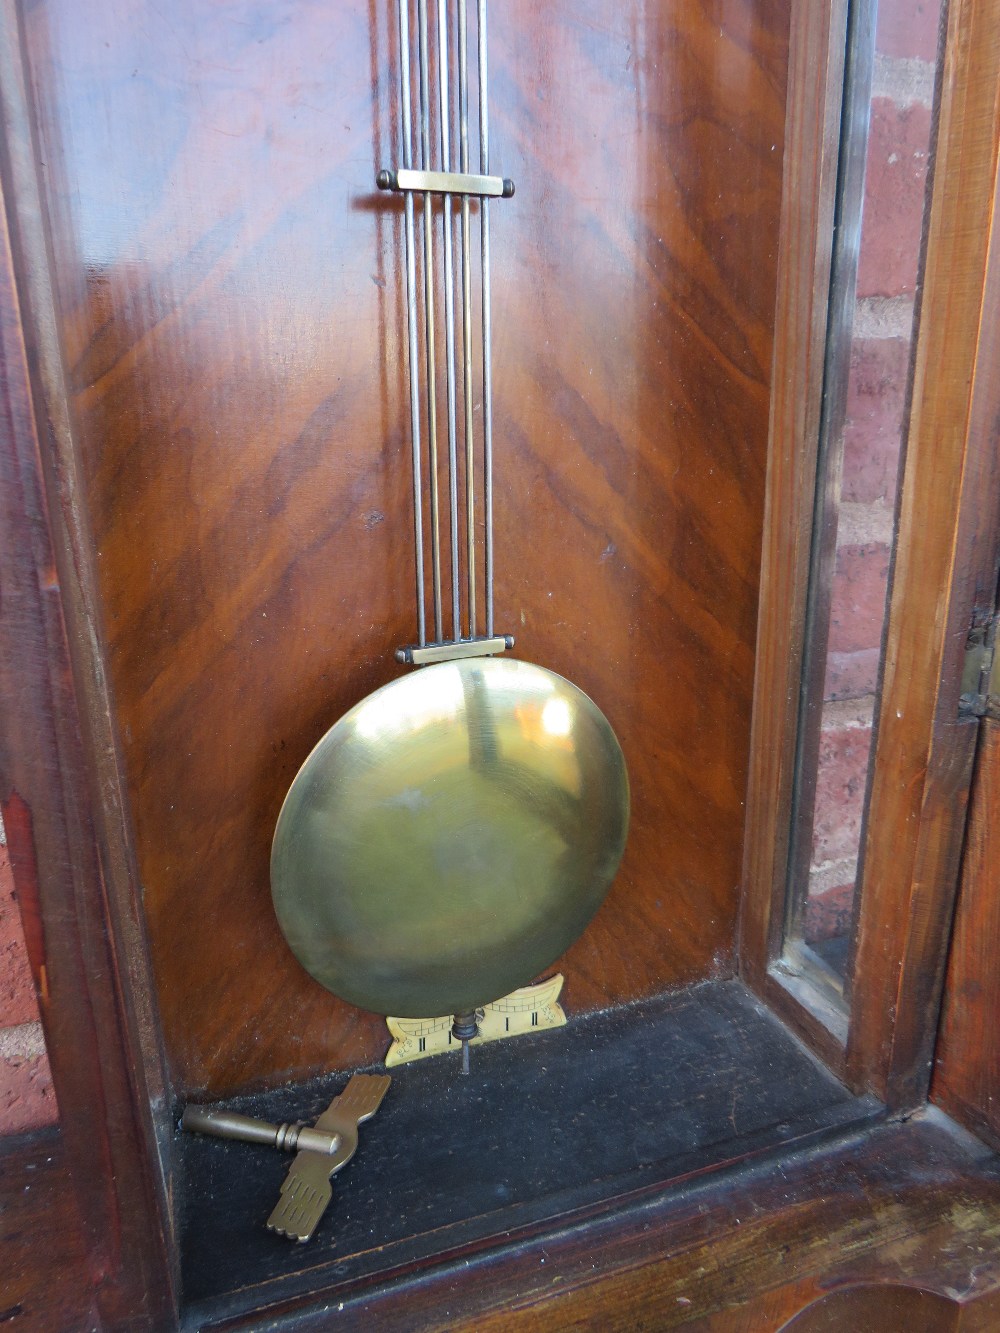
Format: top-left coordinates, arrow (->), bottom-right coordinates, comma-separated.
0,12 -> 177,1312
6,1113 -> 1000,1332
933,720 -> 1000,1145
192,1112 -> 1000,1331
924,14 -> 1000,1135
0,1131 -> 97,1332
18,0 -> 790,1096
736,0 -> 850,1067
847,0 -> 1000,1107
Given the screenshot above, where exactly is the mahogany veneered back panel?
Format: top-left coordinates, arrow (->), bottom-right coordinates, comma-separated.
21,0 -> 788,1096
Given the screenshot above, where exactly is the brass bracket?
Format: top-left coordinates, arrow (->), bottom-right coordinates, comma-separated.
386,975 -> 567,1065
396,633 -> 514,666
959,612 -> 1000,721
376,166 -> 514,198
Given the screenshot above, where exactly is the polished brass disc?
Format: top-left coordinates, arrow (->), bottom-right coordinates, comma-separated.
271,656 -> 629,1018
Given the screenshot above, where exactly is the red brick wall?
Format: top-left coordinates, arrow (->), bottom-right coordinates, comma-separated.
804,0 -> 941,948
0,819 -> 57,1134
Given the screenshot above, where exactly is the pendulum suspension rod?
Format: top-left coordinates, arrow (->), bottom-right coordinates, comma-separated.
457,0 -> 476,638
380,0 -> 513,666
478,0 -> 495,638
397,0 -> 426,647
417,0 -> 443,642
378,0 -> 518,1073
436,0 -> 462,641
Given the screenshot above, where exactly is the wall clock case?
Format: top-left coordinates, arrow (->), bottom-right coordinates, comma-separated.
2,0 -> 1000,1326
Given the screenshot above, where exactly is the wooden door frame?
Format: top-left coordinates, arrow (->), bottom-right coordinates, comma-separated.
739,0 -> 1000,1112
737,0 -> 854,1079
848,0 -> 1000,1106
0,0 -> 177,1322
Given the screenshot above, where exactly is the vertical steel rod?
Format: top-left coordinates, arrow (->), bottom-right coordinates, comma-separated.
458,0 -> 476,636
437,0 -> 461,641
417,0 -> 443,641
477,0 -> 494,636
399,0 -> 426,645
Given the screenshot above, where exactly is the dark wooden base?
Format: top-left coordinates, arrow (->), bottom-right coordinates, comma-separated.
335,1111 -> 1000,1333
0,1127 -> 96,1331
6,1063 -> 1000,1330
179,980 -> 878,1326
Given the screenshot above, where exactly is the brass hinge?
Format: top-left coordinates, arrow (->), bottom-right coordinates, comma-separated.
959,611 -> 1000,720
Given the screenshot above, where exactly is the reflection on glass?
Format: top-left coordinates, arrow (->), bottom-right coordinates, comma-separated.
785,0 -> 943,986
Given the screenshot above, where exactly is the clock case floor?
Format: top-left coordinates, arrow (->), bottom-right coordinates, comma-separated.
179,978 -> 880,1327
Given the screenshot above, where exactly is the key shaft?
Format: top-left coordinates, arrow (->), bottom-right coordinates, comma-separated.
181,1105 -> 341,1156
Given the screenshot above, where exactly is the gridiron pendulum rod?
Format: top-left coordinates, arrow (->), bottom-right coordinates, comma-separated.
398,0 -> 426,646
437,0 -> 461,640
378,1 -> 517,1070
477,0 -> 494,637
417,0 -> 443,641
377,7 -> 513,667
457,0 -> 477,637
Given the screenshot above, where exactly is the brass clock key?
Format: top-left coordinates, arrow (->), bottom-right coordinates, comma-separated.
182,1073 -> 391,1243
